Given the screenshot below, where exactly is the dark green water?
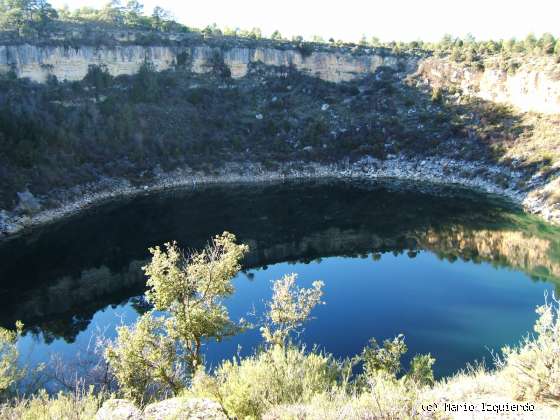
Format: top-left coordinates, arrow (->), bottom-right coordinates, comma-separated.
0,180 -> 559,379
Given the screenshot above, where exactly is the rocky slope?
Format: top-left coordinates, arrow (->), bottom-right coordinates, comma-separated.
1,28 -> 559,236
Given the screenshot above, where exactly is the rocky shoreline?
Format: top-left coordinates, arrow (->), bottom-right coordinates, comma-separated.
0,155 -> 557,240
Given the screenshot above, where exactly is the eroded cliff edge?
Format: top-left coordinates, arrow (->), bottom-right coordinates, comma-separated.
1,30 -> 559,113
0,43 -> 407,84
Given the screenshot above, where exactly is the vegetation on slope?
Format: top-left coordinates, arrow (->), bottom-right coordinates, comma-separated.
2,54 -> 557,212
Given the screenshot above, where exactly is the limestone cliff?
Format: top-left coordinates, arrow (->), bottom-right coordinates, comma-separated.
418,56 -> 560,114
0,43 -> 405,84
2,35 -> 560,113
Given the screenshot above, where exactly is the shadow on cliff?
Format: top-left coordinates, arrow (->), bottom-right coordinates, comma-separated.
338,62 -> 540,173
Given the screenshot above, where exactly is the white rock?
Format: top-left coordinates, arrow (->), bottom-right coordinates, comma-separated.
143,397 -> 226,420
96,399 -> 141,420
16,190 -> 42,214
95,397 -> 227,420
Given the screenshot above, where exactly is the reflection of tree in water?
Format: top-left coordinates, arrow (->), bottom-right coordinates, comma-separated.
1,179 -> 559,342
27,316 -> 95,345
129,295 -> 152,315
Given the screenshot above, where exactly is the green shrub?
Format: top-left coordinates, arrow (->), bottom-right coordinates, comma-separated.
296,42 -> 314,58
0,388 -> 104,420
361,334 -> 436,389
190,266 -> 327,418
431,87 -> 443,104
105,233 -> 249,404
83,64 -> 113,90
210,52 -> 231,79
192,345 -> 340,419
407,354 -> 436,386
260,273 -> 324,347
104,313 -> 184,403
0,322 -> 24,400
362,334 -> 407,378
131,61 -> 161,102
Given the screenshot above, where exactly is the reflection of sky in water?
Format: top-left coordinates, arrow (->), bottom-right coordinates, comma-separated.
18,250 -> 552,378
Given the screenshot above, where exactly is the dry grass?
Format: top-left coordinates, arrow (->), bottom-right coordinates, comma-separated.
264,377 -> 434,420
499,295 -> 560,402
0,388 -> 105,420
504,113 -> 560,170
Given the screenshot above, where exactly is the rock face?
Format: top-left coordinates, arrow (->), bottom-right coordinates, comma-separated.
96,399 -> 142,420
143,398 -> 227,420
418,56 -> 560,114
0,43 -> 405,83
0,44 -> 176,82
95,398 -> 227,420
3,28 -> 560,113
2,39 -> 559,113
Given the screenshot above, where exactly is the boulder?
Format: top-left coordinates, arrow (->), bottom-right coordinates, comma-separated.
95,398 -> 226,420
96,399 -> 142,420
143,398 -> 227,420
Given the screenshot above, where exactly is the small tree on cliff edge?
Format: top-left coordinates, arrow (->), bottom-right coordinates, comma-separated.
105,232 -> 248,403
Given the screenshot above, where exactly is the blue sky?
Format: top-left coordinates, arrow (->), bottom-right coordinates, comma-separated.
51,0 -> 560,42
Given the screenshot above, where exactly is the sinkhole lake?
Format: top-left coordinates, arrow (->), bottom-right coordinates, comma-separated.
1,179 -> 559,379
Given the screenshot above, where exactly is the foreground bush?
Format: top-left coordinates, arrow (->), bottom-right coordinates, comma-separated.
500,295 -> 560,401
264,374 -> 428,420
103,233 -> 438,417
105,232 -> 248,403
105,313 -> 185,403
190,270 -> 329,418
0,322 -> 24,399
192,345 -> 341,419
0,388 -> 104,420
361,334 -> 435,387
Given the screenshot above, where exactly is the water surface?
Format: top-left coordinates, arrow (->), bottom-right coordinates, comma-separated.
1,180 -> 558,378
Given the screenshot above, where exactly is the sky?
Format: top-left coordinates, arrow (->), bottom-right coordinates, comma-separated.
50,0 -> 560,43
